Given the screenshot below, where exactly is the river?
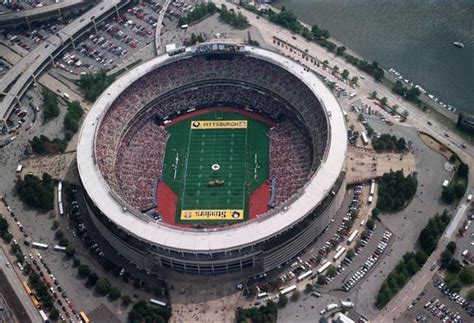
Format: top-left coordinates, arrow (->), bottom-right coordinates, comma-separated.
275,0 -> 474,114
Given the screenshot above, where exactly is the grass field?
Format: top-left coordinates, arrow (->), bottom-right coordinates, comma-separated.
161,111 -> 269,224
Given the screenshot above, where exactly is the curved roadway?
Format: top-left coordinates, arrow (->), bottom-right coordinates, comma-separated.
0,0 -> 94,28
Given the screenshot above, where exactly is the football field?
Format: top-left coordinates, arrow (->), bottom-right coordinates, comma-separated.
161,111 -> 269,224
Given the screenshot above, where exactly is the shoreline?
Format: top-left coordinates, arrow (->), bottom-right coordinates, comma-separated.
265,2 -> 459,122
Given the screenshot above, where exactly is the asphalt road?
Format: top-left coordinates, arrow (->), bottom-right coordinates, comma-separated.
155,0 -> 172,54
0,247 -> 41,322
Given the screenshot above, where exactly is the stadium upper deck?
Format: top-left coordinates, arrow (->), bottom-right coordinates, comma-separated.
77,43 -> 346,260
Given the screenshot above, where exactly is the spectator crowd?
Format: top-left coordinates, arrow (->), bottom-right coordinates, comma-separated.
95,54 -> 328,213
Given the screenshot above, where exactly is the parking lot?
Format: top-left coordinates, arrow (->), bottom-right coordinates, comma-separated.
397,277 -> 472,323
58,1 -> 163,75
0,196 -> 82,322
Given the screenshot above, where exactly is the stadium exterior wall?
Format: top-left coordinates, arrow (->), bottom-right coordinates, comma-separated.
81,172 -> 346,275
77,43 -> 348,275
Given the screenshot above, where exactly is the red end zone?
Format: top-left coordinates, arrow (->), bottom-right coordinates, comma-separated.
249,181 -> 270,219
156,182 -> 177,225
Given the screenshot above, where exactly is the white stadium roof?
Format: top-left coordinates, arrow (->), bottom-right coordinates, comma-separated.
77,44 -> 347,252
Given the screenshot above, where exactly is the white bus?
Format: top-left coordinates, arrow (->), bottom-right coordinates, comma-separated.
279,285 -> 297,295
361,132 -> 369,145
39,309 -> 49,322
31,242 -> 48,250
53,245 -> 66,251
257,292 -> 268,299
317,261 -> 331,275
58,202 -> 64,216
369,179 -> 376,195
347,230 -> 359,244
333,247 -> 346,261
297,270 -> 313,282
150,298 -> 167,307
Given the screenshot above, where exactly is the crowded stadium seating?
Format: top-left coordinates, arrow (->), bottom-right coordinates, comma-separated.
95,54 -> 328,212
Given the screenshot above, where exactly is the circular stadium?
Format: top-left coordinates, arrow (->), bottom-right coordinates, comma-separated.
77,43 -> 347,275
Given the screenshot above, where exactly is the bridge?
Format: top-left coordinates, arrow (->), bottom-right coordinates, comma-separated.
0,0 -> 95,29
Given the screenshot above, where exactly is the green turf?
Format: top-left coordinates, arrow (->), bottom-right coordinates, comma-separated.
161,111 -> 270,224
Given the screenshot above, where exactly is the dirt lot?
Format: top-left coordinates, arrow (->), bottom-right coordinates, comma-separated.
419,132 -> 453,161
346,147 -> 416,183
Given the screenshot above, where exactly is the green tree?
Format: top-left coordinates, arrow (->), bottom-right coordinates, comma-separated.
95,277 -> 112,296
277,294 -> 288,308
51,220 -> 59,230
2,232 -> 12,243
269,6 -> 302,33
442,186 -> 456,204
58,237 -> 69,247
109,287 -> 121,300
459,267 -> 474,285
78,264 -> 90,278
341,69 -> 349,80
63,100 -> 84,136
41,89 -> 60,121
290,290 -> 300,301
15,174 -> 54,210
65,246 -> 75,258
55,230 -> 64,240
392,80 -> 407,96
447,241 -> 457,253
405,87 -> 421,102
346,249 -> 355,259
376,170 -> 417,212
380,97 -> 388,106
317,275 -> 326,285
311,24 -> 330,39
453,182 -> 466,198
121,294 -> 132,307
304,283 -> 313,294
73,258 -> 81,267
336,46 -> 346,56
467,288 -> 474,301
0,216 -> 8,233
220,4 -> 249,29
326,265 -> 337,278
351,76 -> 359,85
128,300 -> 171,323
441,249 -> 454,267
77,70 -> 116,102
87,272 -> 99,286
457,163 -> 468,178
370,91 -> 377,99
49,308 -> 60,320
445,272 -> 462,292
178,2 -> 216,25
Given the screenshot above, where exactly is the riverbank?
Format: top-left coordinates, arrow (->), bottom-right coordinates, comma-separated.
274,0 -> 474,116
239,1 -> 472,143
